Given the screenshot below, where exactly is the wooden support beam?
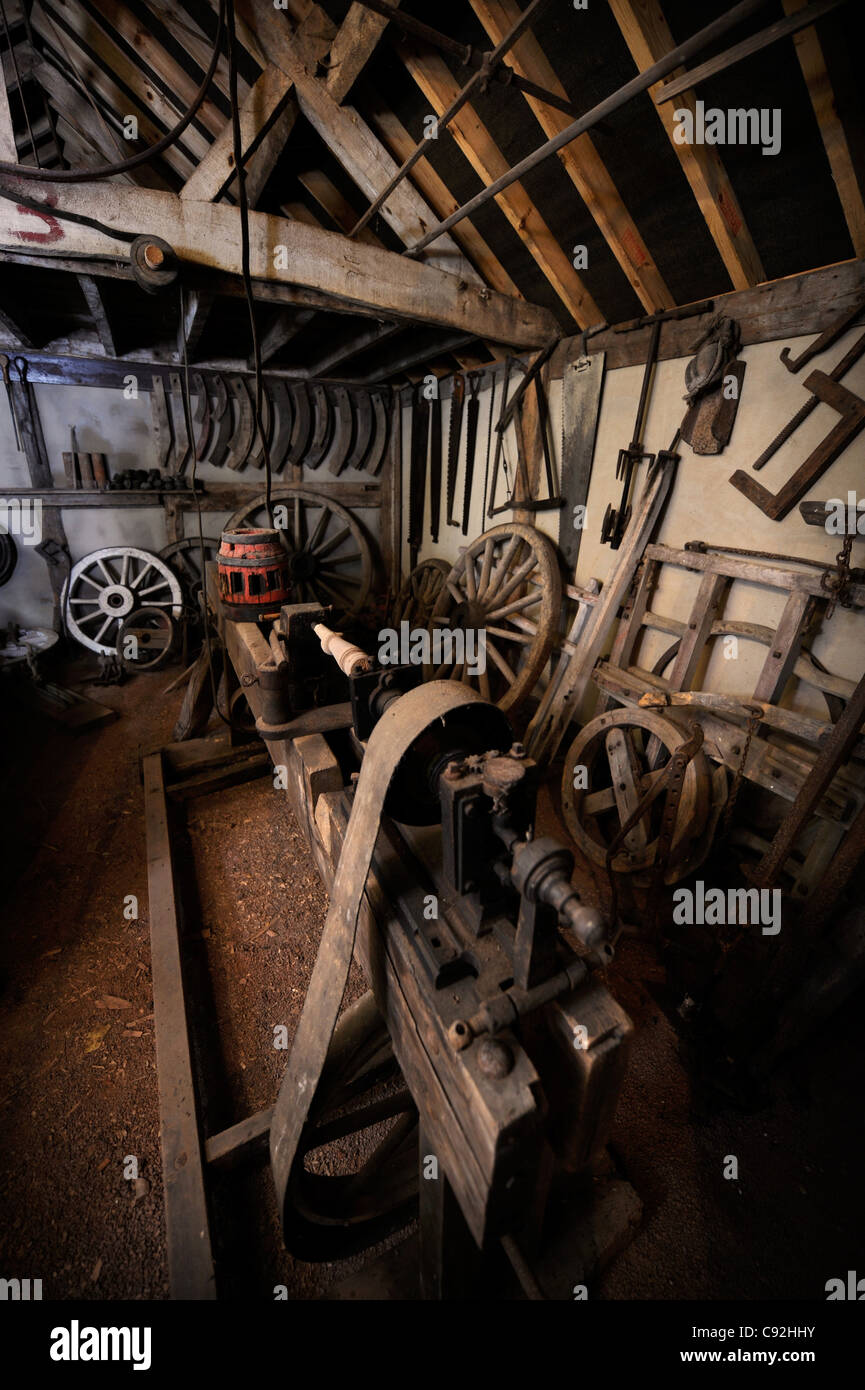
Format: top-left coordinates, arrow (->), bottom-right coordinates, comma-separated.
0,60 -> 18,160
297,167 -> 385,245
0,179 -> 558,347
326,0 -> 396,104
310,320 -> 402,375
396,38 -> 602,328
608,0 -> 765,290
32,3 -> 196,183
783,0 -> 865,256
178,288 -> 214,361
467,0 -> 672,315
255,307 -> 317,366
181,66 -> 296,205
234,0 -> 480,283
364,97 -> 522,299
33,1 -> 213,165
78,274 -> 117,356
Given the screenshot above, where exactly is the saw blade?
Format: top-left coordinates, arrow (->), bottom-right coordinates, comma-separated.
429,393 -> 442,543
446,373 -> 465,526
461,374 -> 482,535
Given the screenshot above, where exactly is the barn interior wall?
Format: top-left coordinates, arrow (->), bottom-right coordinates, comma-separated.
0,383 -> 384,630
405,328 -> 865,720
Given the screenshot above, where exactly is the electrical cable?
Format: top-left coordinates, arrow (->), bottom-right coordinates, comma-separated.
226,0 -> 273,528
0,0 -> 226,182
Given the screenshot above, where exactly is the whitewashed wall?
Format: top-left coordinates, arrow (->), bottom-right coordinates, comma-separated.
406,328 -> 865,721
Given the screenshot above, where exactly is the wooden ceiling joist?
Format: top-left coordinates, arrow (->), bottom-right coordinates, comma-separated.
608,0 -> 765,291
782,0 -> 865,257
468,0 -> 673,314
0,179 -> 558,347
395,37 -> 602,329
77,273 -> 117,356
325,0 -> 394,105
233,0 -> 482,284
364,97 -> 522,299
181,64 -> 297,205
31,2 -> 198,183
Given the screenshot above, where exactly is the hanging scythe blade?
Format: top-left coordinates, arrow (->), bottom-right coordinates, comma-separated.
192,372 -> 212,462
268,379 -> 294,474
364,389 -> 390,477
247,379 -> 274,469
324,385 -> 356,474
344,388 -> 374,473
167,372 -> 191,476
286,383 -> 312,466
207,373 -> 232,468
225,376 -> 255,471
305,383 -> 334,468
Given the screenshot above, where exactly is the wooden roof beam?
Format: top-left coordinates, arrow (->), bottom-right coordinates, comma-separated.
181,65 -> 297,206
0,179 -> 558,347
395,37 -> 602,328
233,0 -> 482,284
608,0 -> 765,290
783,0 -> 865,256
326,1 -> 396,105
468,0 -> 673,314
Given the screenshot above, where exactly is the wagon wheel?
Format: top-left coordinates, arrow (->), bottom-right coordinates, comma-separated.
561,707 -> 711,881
391,558 -> 449,629
425,522 -> 561,713
63,547 -> 183,656
226,486 -> 373,615
159,537 -> 219,612
281,991 -> 418,1261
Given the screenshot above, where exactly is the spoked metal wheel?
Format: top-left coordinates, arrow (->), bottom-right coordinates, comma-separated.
561,708 -> 712,883
159,537 -> 219,612
64,547 -> 183,655
425,522 -> 561,713
226,487 -> 373,615
280,992 -> 418,1261
392,558 -> 449,629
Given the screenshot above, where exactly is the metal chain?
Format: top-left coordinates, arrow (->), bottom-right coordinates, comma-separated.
821,534 -> 854,618
722,707 -> 761,833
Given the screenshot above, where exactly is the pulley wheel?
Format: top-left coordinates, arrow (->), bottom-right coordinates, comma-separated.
282,991 -> 418,1261
561,707 -> 711,880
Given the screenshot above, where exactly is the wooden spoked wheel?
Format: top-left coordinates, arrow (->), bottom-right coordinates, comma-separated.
561,708 -> 712,880
281,992 -> 418,1261
425,522 -> 561,713
392,558 -> 450,629
226,487 -> 373,615
159,537 -> 219,611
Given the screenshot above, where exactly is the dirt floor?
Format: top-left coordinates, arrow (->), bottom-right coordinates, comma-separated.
0,660 -> 862,1301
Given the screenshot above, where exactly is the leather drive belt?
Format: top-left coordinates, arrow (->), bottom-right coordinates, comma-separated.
270,682 -> 488,1237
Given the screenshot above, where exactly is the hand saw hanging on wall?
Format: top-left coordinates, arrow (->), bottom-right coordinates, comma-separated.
446,372 -> 465,527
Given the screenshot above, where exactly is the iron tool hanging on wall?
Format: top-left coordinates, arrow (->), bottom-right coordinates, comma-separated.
446,373 -> 465,527
461,371 -> 483,535
601,319 -> 661,549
